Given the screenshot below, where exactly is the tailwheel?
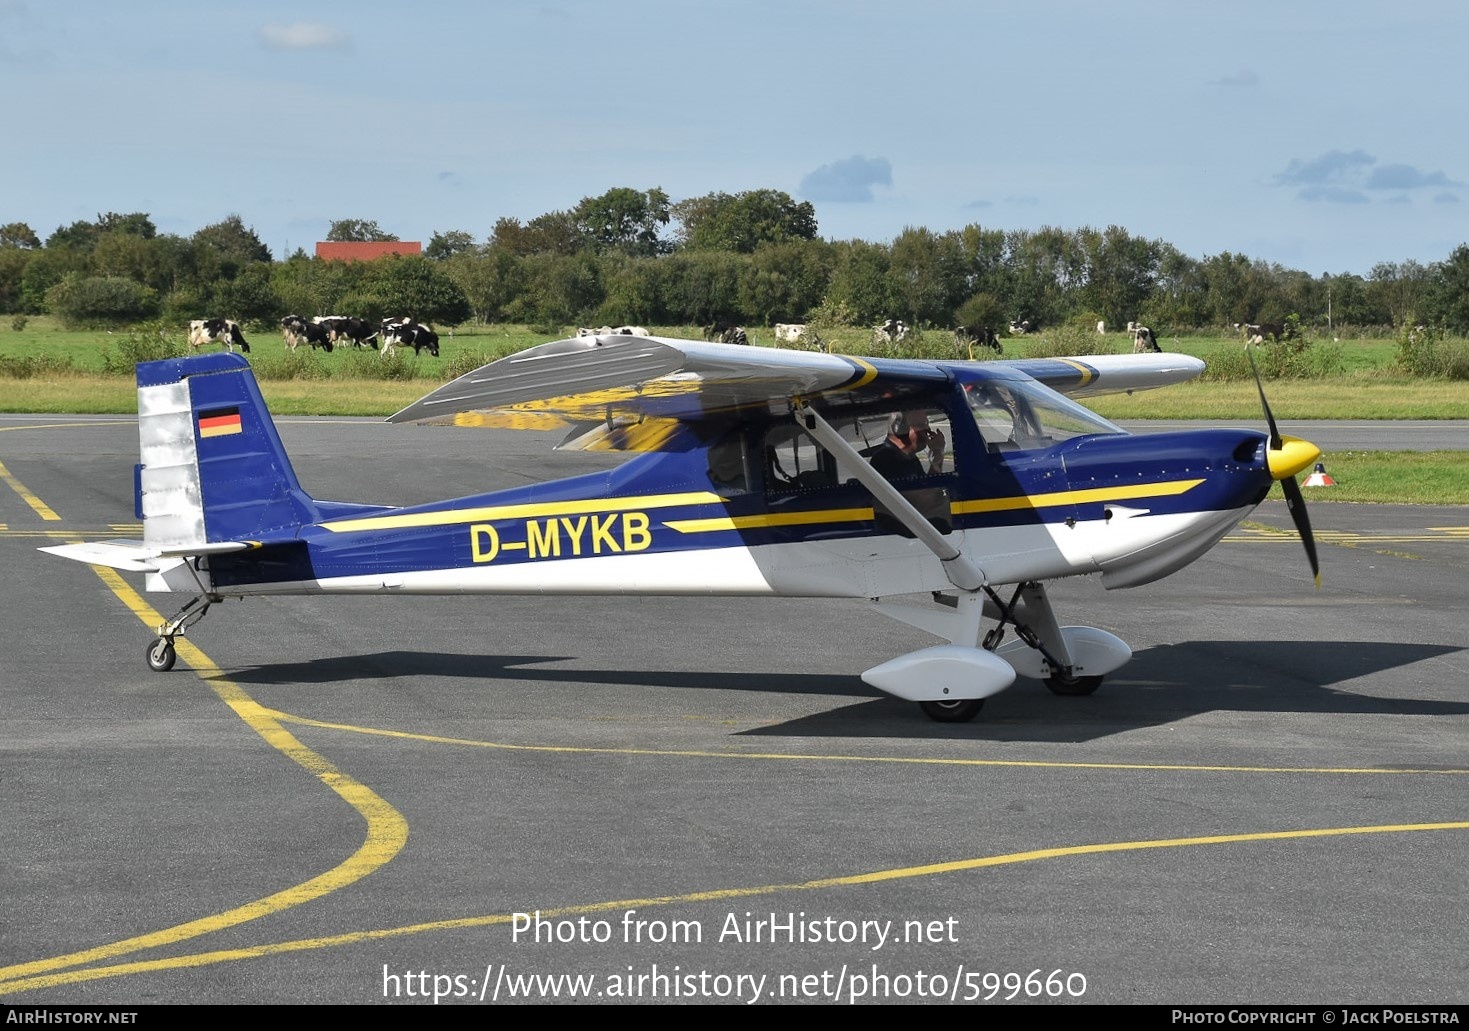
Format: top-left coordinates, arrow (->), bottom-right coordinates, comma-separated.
1045,672 -> 1103,696
919,698 -> 985,723
146,593 -> 217,672
146,637 -> 177,673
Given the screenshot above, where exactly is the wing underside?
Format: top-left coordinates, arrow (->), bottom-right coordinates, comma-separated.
388,335 -> 1203,446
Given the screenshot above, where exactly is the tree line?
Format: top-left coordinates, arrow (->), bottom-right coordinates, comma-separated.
3,186 -> 1467,335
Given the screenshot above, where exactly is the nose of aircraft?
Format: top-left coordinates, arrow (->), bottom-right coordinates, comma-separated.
1266,434 -> 1321,481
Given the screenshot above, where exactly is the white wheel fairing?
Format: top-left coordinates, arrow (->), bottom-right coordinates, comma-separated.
861,646 -> 1016,702
994,627 -> 1131,681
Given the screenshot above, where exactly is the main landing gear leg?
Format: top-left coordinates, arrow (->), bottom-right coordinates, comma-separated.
146,594 -> 219,673
983,581 -> 1104,696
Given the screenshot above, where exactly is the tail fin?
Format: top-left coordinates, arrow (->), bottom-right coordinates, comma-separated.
138,353 -> 318,548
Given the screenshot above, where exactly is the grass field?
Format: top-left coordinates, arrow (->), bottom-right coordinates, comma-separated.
3,317 -> 1466,502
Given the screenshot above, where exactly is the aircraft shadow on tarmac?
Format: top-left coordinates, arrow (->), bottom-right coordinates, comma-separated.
220,639 -> 1466,743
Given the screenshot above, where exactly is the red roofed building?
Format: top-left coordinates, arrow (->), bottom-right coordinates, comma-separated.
314,241 -> 423,261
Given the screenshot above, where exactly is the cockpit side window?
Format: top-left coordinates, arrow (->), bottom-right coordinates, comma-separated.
962,376 -> 1124,453
707,432 -> 751,494
965,383 -> 1042,451
857,406 -> 953,482
763,421 -> 837,494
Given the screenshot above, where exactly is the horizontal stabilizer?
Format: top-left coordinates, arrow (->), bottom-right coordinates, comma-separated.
40,538 -> 265,573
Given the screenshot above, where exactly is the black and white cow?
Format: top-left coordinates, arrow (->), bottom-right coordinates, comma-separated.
875,318 -> 909,344
954,325 -> 1001,357
1132,325 -> 1161,353
316,315 -> 379,349
1008,318 -> 1041,335
1236,322 -> 1288,345
774,323 -> 808,344
703,321 -> 749,345
188,318 -> 251,353
380,319 -> 440,358
280,315 -> 333,352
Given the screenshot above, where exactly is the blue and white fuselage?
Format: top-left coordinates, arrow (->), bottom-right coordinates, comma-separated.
42,338 -> 1319,721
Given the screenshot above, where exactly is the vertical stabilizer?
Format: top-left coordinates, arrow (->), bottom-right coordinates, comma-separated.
137,353 -> 317,547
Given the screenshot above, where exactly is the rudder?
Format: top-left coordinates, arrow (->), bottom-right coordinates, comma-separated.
137,353 -> 318,548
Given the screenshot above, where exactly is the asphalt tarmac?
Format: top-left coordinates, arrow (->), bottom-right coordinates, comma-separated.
2,415 -> 1467,1006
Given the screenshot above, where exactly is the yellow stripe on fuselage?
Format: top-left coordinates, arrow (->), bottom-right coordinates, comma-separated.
665,507 -> 876,534
320,491 -> 725,533
951,478 -> 1204,515
665,479 -> 1206,535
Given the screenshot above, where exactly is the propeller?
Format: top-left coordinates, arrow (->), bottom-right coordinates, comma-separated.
1246,344 -> 1321,586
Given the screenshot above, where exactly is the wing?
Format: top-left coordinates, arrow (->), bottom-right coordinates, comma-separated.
388,335 -> 1203,447
991,353 -> 1205,398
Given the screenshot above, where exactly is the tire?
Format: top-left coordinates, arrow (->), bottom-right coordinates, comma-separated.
919,698 -> 985,723
1045,672 -> 1102,696
146,638 -> 176,673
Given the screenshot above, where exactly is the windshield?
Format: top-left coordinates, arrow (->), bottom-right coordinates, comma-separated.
964,376 -> 1124,452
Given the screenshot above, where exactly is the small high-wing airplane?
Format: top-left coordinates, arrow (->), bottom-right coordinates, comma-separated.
41,334 -> 1321,721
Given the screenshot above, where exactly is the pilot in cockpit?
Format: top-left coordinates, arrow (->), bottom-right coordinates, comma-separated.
867,409 -> 946,480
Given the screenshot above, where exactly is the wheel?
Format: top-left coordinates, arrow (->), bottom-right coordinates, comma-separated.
1045,672 -> 1102,696
146,637 -> 176,673
919,698 -> 985,723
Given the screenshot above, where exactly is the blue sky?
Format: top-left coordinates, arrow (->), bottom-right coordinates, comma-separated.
2,0 -> 1465,276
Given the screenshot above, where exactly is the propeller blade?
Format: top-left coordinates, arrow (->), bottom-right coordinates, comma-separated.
1280,473 -> 1321,587
1249,341 -> 1319,585
1245,343 -> 1283,450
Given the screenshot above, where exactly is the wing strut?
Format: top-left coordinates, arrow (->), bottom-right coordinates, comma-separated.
793,400 -> 987,592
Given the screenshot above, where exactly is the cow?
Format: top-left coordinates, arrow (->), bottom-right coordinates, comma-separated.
576,326 -> 614,337
1008,318 -> 1041,335
1132,325 -> 1161,353
703,321 -> 748,345
380,319 -> 440,358
875,318 -> 908,344
315,315 -> 379,350
280,315 -> 333,352
709,324 -> 749,346
1236,321 -> 1290,345
954,325 -> 1001,358
611,325 -> 650,337
774,323 -> 808,344
187,318 -> 251,353
1097,320 -> 1106,334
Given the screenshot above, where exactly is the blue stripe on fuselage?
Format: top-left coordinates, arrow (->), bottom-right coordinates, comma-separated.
207,427 -> 1274,587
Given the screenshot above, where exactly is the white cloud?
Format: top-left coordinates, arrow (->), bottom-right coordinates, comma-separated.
799,155 -> 893,203
257,23 -> 350,52
1213,69 -> 1259,87
1274,150 -> 1463,205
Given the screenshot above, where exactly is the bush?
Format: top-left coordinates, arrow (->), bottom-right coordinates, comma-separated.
1394,321 -> 1441,377
249,349 -> 332,381
1437,343 -> 1469,381
873,324 -> 966,361
47,274 -> 160,328
0,353 -> 78,378
443,348 -> 514,380
100,322 -> 188,374
805,297 -> 859,330
339,348 -> 423,380
10,314 -> 27,331
1022,322 -> 1120,359
1201,338 -> 1344,381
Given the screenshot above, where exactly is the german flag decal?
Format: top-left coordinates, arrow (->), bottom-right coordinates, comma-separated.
198,406 -> 243,438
